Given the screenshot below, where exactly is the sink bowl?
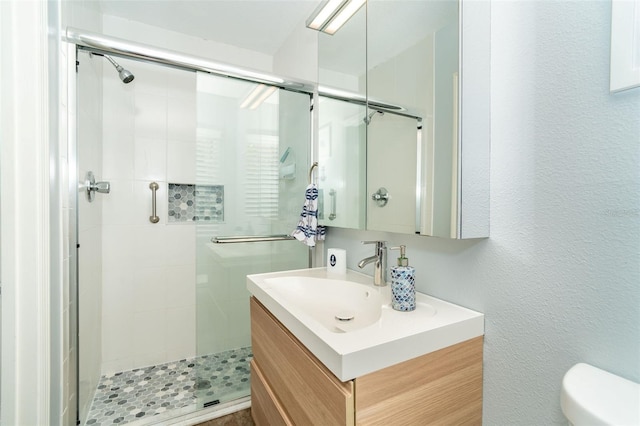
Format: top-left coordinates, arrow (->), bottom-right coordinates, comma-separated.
247,267 -> 484,381
264,276 -> 385,333
263,276 -> 437,333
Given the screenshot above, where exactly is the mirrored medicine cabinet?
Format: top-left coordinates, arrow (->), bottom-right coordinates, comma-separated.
316,0 -> 490,239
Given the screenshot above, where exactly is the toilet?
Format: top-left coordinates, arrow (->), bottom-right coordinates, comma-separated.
561,363 -> 640,425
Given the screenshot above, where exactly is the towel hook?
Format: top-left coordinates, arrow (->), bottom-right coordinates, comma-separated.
308,162 -> 318,184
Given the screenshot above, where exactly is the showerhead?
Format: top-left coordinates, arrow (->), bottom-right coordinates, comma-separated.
104,55 -> 135,84
364,110 -> 384,125
118,67 -> 135,84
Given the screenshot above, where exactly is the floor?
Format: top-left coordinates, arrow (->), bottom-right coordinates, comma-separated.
195,408 -> 254,426
85,347 -> 252,425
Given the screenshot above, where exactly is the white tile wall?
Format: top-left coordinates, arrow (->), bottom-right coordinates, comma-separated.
100,55 -> 198,374
167,141 -> 197,183
165,306 -> 196,361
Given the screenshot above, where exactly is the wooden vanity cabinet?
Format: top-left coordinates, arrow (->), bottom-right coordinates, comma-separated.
250,296 -> 354,425
250,297 -> 483,425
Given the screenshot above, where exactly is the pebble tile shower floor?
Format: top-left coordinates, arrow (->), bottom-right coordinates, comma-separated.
85,347 -> 253,425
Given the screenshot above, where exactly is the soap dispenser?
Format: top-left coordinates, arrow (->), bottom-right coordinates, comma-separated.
389,245 -> 416,311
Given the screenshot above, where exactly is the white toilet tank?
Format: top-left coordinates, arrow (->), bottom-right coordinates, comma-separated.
561,363 -> 640,425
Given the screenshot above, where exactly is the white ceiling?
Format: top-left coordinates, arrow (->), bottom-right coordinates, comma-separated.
98,0 -> 323,55
98,0 -> 458,76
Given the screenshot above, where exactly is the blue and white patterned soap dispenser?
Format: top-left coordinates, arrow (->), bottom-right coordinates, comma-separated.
389,245 -> 416,311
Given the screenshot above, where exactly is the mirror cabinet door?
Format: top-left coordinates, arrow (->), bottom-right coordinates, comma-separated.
316,0 -> 489,239
367,0 -> 459,237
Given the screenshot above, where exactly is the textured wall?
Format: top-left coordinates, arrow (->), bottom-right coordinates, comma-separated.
325,1 -> 640,424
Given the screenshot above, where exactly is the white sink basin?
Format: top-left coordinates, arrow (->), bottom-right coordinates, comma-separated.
265,276 -> 383,332
264,276 -> 435,333
247,267 -> 484,381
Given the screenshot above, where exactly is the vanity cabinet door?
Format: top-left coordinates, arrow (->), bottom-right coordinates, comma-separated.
250,297 -> 355,425
250,359 -> 292,425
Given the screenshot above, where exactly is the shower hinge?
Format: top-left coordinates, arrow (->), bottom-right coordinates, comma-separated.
203,399 -> 220,408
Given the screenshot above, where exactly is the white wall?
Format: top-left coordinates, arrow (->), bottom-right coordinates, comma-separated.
273,17 -> 318,83
102,15 -> 273,74
100,57 -> 197,373
325,1 -> 640,424
1,0 -> 63,423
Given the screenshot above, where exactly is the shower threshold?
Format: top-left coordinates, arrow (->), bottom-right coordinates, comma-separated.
85,346 -> 252,426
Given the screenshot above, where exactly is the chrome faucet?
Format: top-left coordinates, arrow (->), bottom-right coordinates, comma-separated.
357,241 -> 387,286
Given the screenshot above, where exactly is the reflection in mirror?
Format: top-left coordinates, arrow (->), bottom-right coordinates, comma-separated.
315,0 -> 487,239
368,0 -> 458,237
317,96 -> 366,230
366,110 -> 421,234
316,0 -> 367,233
430,17 -> 459,238
317,0 -> 366,97
367,0 -> 458,117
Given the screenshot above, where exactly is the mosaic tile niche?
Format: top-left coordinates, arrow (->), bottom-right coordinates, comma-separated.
168,183 -> 224,223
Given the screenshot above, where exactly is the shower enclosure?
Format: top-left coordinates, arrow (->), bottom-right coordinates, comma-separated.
73,36 -> 311,425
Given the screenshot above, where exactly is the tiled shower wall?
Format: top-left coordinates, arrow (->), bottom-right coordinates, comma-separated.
100,57 -> 198,374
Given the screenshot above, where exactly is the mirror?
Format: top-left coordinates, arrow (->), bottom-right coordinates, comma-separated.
317,96 -> 367,229
316,3 -> 367,230
316,0 -> 489,239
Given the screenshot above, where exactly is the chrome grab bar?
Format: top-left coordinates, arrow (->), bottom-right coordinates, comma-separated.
211,234 -> 295,244
149,182 -> 159,223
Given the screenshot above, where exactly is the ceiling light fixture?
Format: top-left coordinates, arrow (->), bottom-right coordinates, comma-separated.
306,0 -> 366,35
240,84 -> 278,110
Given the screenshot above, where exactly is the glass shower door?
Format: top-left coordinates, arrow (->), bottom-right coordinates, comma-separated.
193,73 -> 310,407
